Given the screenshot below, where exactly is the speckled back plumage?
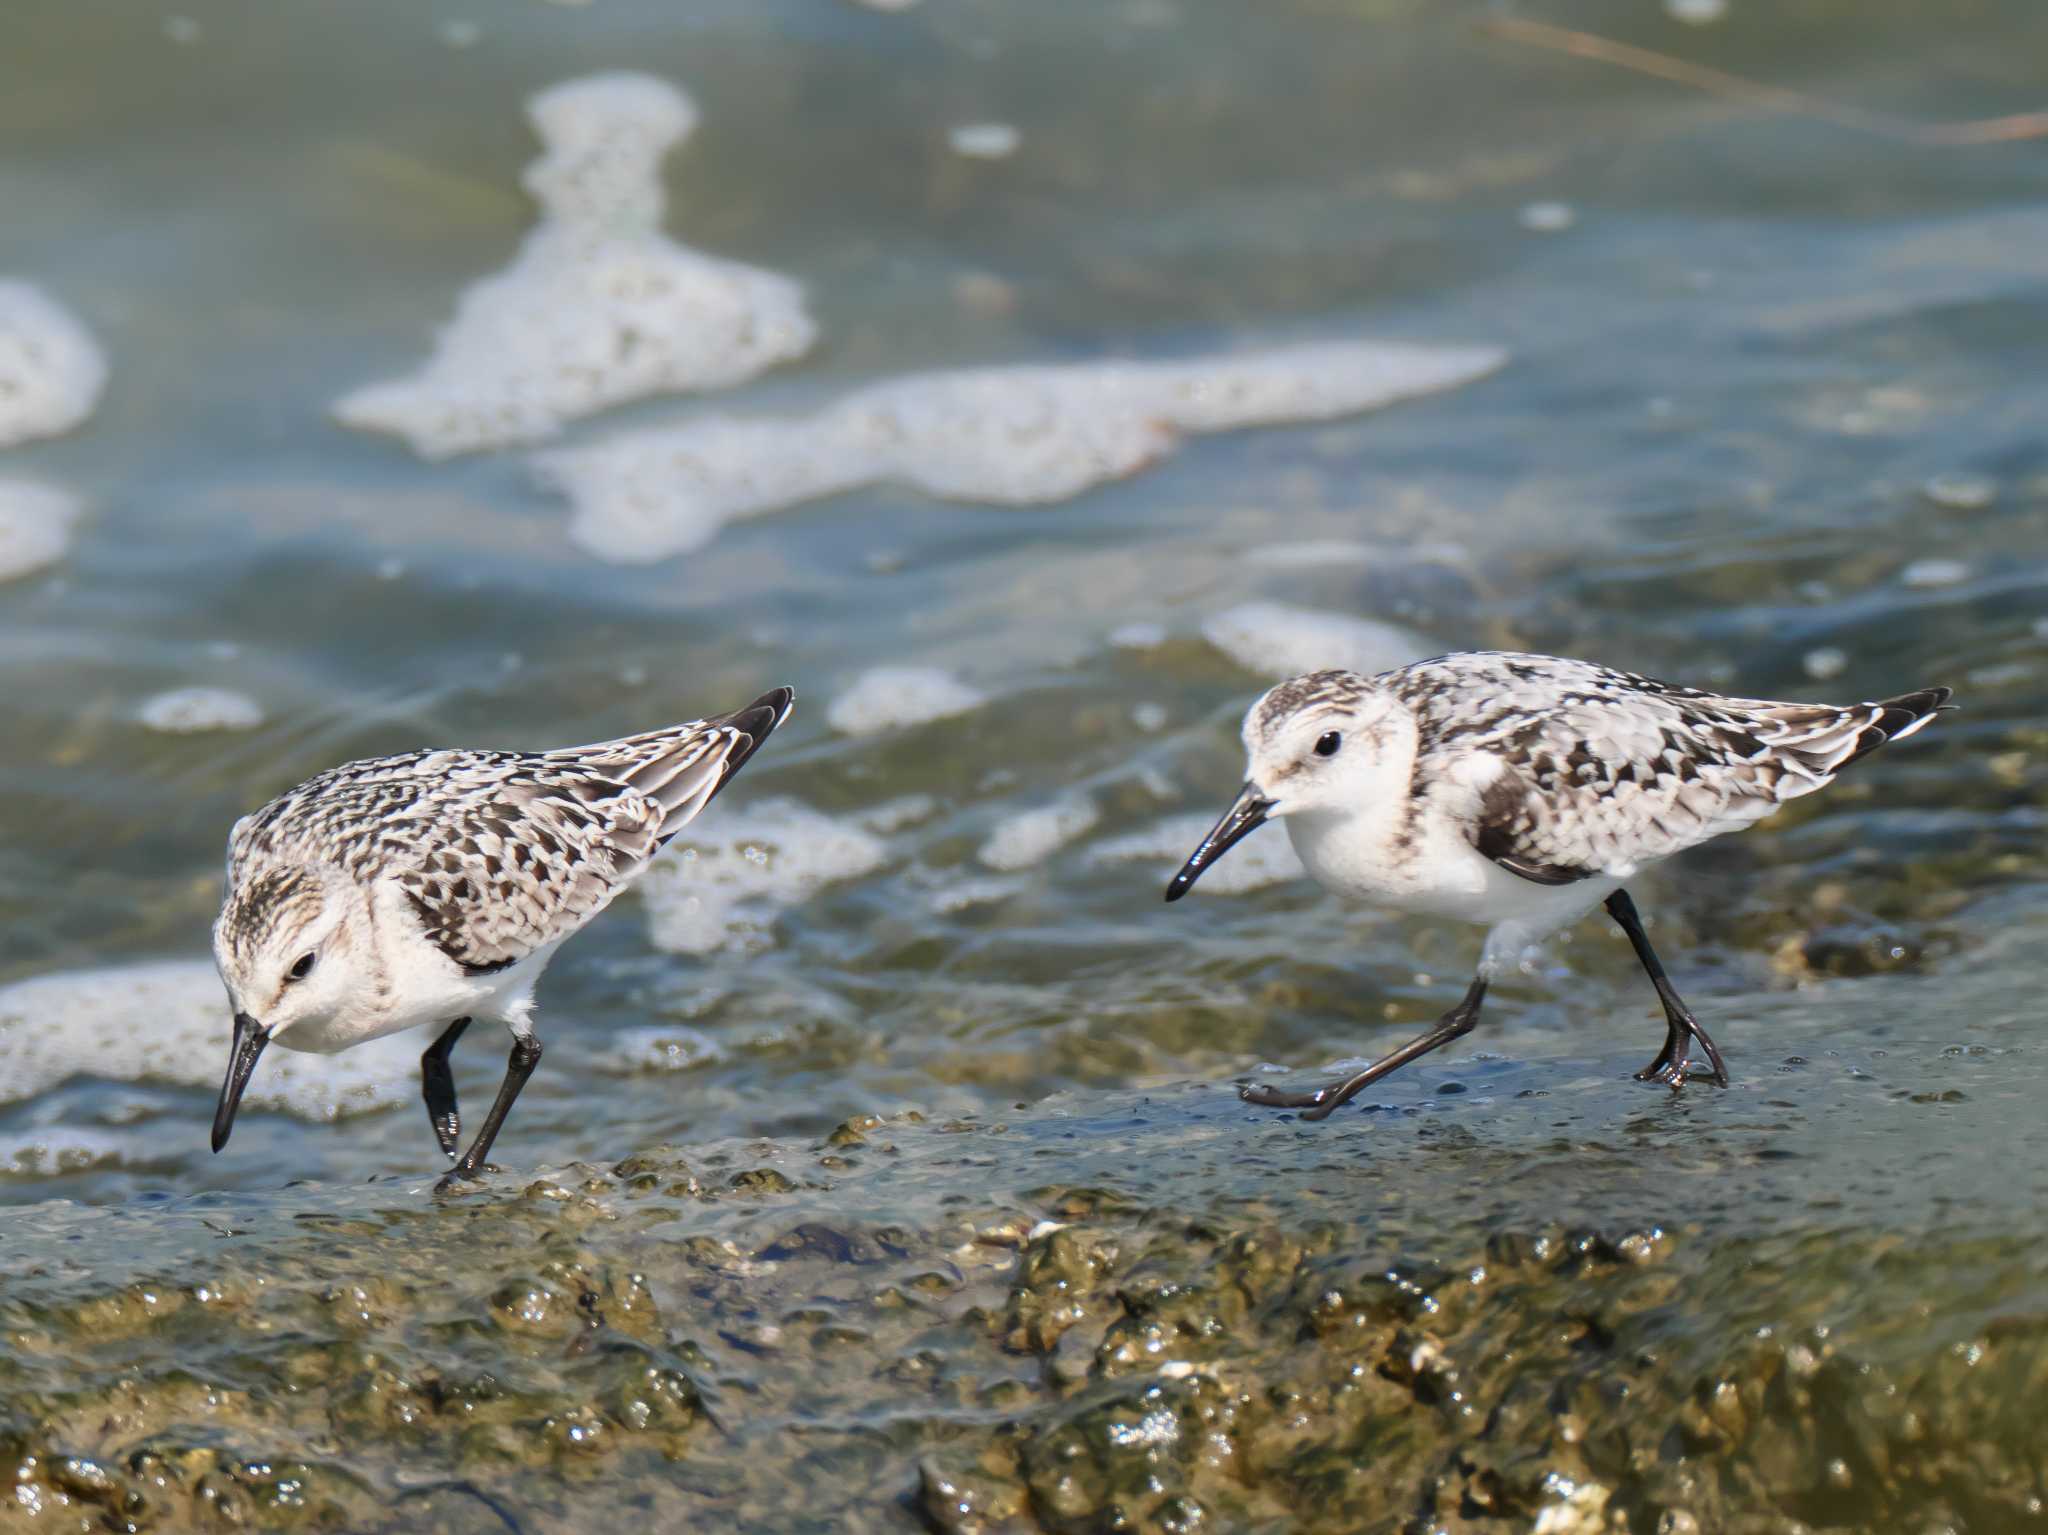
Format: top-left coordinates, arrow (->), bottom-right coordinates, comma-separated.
1186,650 -> 1951,1109
222,688 -> 792,975
1383,652 -> 1949,882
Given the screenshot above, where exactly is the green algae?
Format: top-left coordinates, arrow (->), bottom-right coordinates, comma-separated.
5,1088 -> 2045,1533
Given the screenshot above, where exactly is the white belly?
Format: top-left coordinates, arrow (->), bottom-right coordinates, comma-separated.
1285,805 -> 1617,936
274,940 -> 560,1055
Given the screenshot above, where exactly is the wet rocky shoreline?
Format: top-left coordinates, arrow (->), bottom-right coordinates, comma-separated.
5,1072 -> 2038,1534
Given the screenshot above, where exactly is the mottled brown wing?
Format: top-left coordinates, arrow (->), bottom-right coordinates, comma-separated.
228,689 -> 794,977
1399,654 -> 1947,885
408,693 -> 788,973
394,766 -> 666,975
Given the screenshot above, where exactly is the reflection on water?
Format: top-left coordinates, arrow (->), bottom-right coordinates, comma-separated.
2,0 -> 2047,1527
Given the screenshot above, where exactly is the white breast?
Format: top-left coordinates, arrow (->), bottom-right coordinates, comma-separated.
273,886 -> 560,1054
1284,795 -> 1616,935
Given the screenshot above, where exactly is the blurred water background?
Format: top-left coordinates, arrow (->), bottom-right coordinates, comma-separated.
4,2 -> 2048,1530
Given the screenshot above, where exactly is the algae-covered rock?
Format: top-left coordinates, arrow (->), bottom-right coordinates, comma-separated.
3,1087 -> 2046,1532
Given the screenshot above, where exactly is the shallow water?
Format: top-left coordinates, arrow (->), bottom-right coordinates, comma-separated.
4,0 -> 2048,1528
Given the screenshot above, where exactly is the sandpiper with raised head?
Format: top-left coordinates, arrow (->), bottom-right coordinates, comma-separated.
1167,651 -> 1949,1115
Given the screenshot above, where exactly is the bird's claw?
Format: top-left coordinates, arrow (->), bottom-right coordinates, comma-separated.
434,1162 -> 498,1194
1240,1082 -> 1339,1119
1634,1055 -> 1728,1091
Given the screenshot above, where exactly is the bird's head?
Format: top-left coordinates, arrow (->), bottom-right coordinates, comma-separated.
208,862 -> 360,1150
1167,668 -> 1405,899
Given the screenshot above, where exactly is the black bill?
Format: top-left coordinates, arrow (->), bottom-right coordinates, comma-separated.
1165,783 -> 1276,902
211,1011 -> 269,1153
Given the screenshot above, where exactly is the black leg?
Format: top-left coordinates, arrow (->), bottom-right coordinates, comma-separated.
1241,974 -> 1489,1122
438,1035 -> 543,1190
1604,890 -> 1729,1089
420,1017 -> 471,1157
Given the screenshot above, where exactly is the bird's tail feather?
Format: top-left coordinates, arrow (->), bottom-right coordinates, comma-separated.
625,686 -> 794,842
562,686 -> 796,843
1736,684 -> 1951,797
713,686 -> 796,785
1835,686 -> 1953,770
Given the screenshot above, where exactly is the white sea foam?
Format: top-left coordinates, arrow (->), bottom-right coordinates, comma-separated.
826,665 -> 988,735
1201,601 -> 1433,680
1900,558 -> 1970,589
930,873 -> 1030,913
854,794 -> 942,834
1248,539 -> 1378,567
0,282 -> 107,448
1108,621 -> 1168,650
1090,813 -> 1306,894
977,796 -> 1099,871
1518,201 -> 1577,234
637,798 -> 888,955
0,961 -> 415,1119
0,480 -> 77,583
0,1127 -> 139,1178
1922,471 -> 1995,512
601,1024 -> 725,1074
138,686 -> 266,733
948,122 -> 1021,159
1248,538 -> 1466,569
539,340 -> 1507,563
334,73 -> 815,458
1802,646 -> 1849,682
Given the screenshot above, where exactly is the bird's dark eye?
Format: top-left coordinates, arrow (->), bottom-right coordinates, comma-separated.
286,952 -> 316,983
1314,731 -> 1343,758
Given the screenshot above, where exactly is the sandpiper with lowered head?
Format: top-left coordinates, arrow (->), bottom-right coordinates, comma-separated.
209,687 -> 794,1186
1166,651 -> 1949,1116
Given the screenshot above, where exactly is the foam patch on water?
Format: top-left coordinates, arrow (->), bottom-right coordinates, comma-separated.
1900,558 -> 1969,589
854,794 -> 941,834
948,122 -> 1021,160
334,73 -> 815,458
0,1127 -> 139,1178
1090,813 -> 1306,894
929,873 -> 1030,913
0,282 -> 106,448
600,1023 -> 726,1074
137,686 -> 266,733
978,797 -> 1099,871
1202,601 -> 1434,680
638,797 -> 888,955
539,340 -> 1506,562
827,666 -> 988,735
0,480 -> 78,582
0,961 -> 415,1119
1248,538 -> 1467,569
